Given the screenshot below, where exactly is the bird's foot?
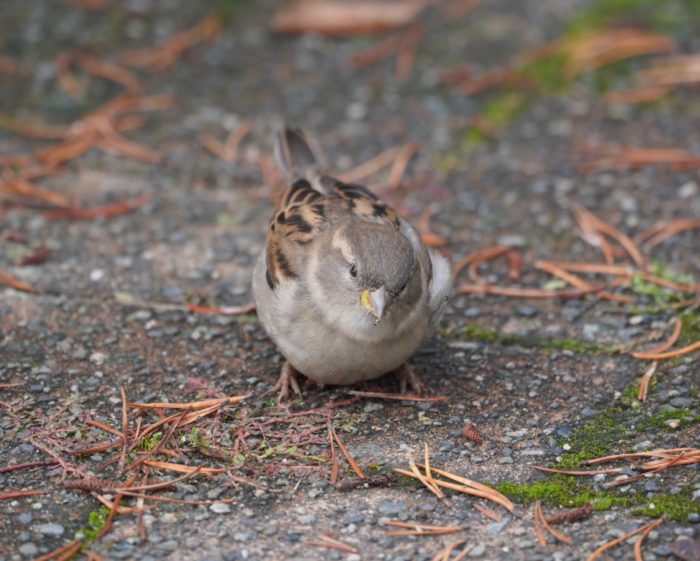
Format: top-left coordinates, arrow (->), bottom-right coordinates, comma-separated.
265,361 -> 302,403
305,379 -> 326,391
394,363 -> 424,395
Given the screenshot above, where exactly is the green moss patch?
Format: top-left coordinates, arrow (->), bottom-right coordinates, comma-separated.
452,324 -> 608,354
464,92 -> 528,149
556,406 -> 628,469
566,0 -> 700,36
636,408 -> 698,431
496,477 -> 635,511
634,489 -> 699,522
78,507 -> 109,545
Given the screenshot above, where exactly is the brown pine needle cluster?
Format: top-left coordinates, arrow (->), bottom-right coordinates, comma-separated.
395,443 -> 514,512
586,518 -> 663,561
337,140 -> 420,191
608,55 -> 700,104
441,27 -> 673,99
431,539 -> 472,561
0,270 -> 39,294
350,22 -> 425,80
472,502 -> 501,521
328,423 -> 365,485
271,0 -> 426,37
383,520 -> 462,536
577,144 -> 700,172
0,489 -> 47,501
0,13 -> 227,297
9,387 -> 387,555
533,501 -> 573,546
306,533 -> 358,553
561,29 -> 673,78
118,15 -> 222,72
534,448 -> 700,487
199,119 -> 252,163
453,203 -> 700,385
31,539 -> 83,561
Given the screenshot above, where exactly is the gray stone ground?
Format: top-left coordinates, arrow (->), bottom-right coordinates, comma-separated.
1,1 -> 699,560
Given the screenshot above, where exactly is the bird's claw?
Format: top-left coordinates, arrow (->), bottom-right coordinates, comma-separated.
265,361 -> 303,403
395,363 -> 424,395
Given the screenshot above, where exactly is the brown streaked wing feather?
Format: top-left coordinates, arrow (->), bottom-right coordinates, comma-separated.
331,179 -> 401,228
265,177 -> 401,288
265,179 -> 329,287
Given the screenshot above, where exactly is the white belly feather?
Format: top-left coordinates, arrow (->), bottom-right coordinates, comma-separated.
253,252 -> 439,385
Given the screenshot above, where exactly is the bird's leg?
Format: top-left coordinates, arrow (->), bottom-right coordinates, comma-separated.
394,362 -> 424,395
305,379 -> 326,391
266,361 -> 303,402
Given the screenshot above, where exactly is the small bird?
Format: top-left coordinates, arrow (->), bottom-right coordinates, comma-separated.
253,127 -> 451,400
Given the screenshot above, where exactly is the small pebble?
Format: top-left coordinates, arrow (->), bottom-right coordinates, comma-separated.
18,543 -> 38,556
378,501 -> 406,515
38,523 -> 64,536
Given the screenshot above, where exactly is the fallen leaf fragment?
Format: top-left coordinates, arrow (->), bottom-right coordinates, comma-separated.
64,0 -> 109,9
578,145 -> 700,172
636,55 -> 700,88
0,490 -> 47,500
563,29 -> 674,78
44,194 -> 150,220
15,247 -> 50,266
271,0 -> 426,36
668,536 -> 700,561
0,271 -> 39,293
0,55 -> 19,74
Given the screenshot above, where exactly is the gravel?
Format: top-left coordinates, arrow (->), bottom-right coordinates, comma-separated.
0,1 -> 698,560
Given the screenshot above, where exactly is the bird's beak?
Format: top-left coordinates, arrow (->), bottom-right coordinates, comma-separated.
361,286 -> 388,321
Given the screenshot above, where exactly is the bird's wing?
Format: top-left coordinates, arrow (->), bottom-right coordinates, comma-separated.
427,249 -> 451,328
264,176 -> 402,289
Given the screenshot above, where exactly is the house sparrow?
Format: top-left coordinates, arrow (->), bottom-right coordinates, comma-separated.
253,127 -> 451,400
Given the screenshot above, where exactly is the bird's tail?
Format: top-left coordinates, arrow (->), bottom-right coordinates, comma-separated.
273,126 -> 323,184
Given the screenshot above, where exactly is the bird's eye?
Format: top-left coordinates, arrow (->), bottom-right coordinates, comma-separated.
398,281 -> 407,294
349,264 -> 358,278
